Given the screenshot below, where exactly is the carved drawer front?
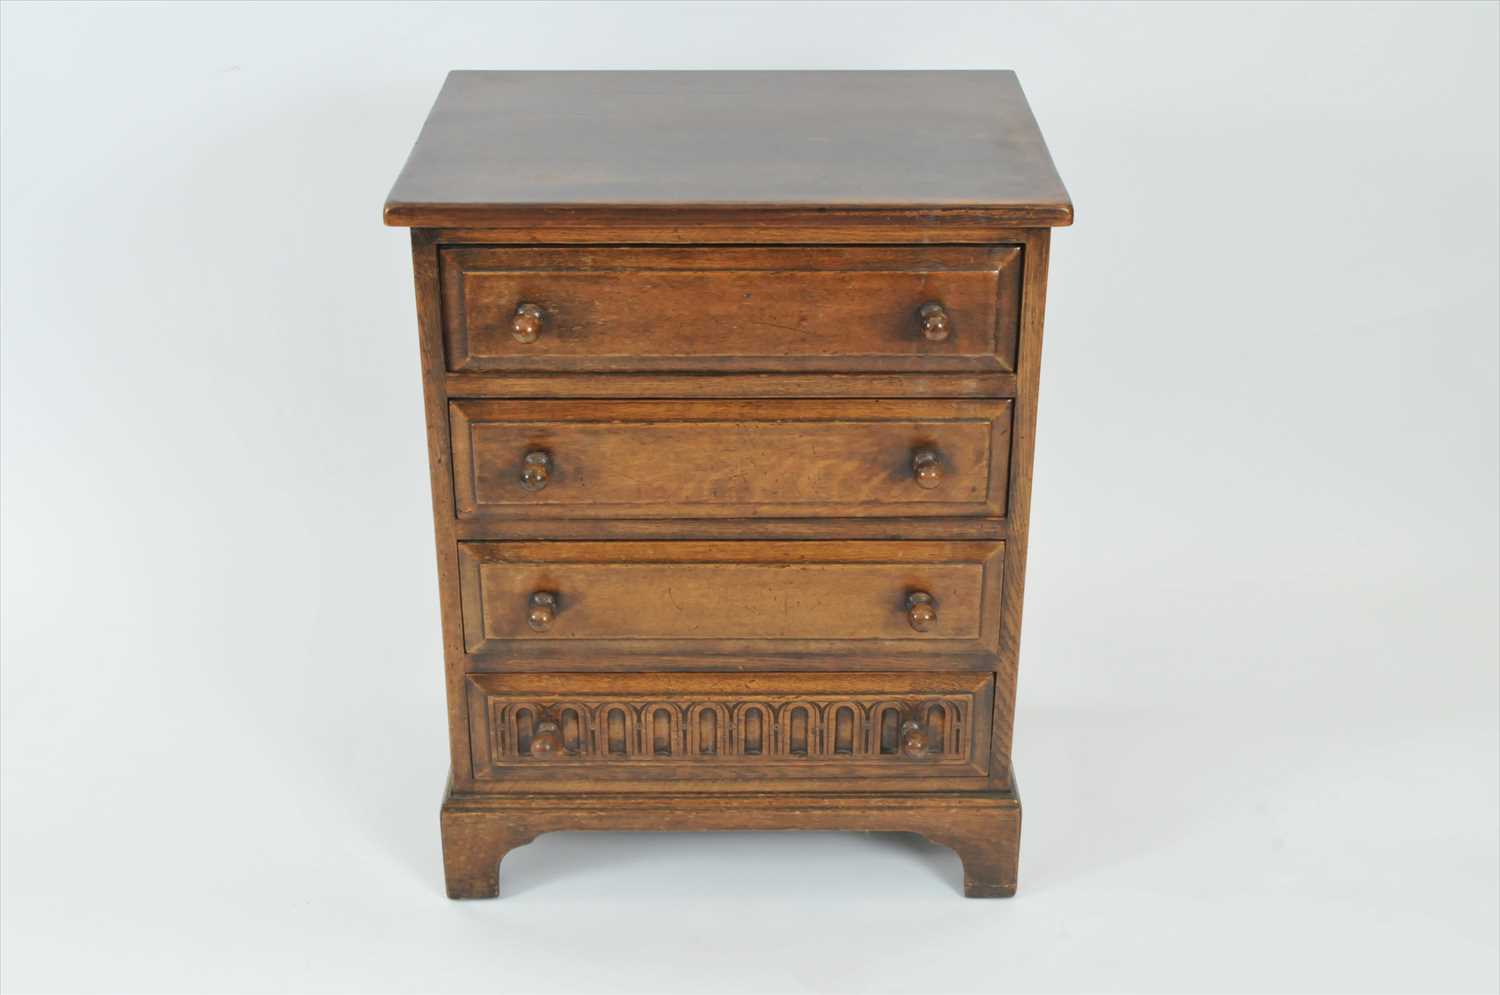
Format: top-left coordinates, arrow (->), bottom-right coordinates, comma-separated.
457,540 -> 1004,657
466,672 -> 994,783
449,398 -> 1011,520
440,246 -> 1021,373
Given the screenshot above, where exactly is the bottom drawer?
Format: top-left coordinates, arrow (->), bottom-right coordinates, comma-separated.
465,672 -> 993,786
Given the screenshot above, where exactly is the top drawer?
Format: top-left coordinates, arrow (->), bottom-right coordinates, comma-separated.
439,246 -> 1022,373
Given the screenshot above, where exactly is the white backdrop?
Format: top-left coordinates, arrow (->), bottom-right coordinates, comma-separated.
2,3 -> 1496,993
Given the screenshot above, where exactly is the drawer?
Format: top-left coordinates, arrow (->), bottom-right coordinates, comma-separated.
466,672 -> 994,784
439,246 -> 1022,373
457,540 -> 1004,656
449,398 -> 1011,520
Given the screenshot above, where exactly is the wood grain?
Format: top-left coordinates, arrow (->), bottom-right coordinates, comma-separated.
457,540 -> 1004,657
443,372 -> 1018,399
440,783 -> 1022,898
390,69 -> 1069,899
460,651 -> 1000,676
385,71 -> 1072,227
449,516 -> 1007,542
440,245 -> 1020,373
464,672 -> 993,783
408,231 -> 478,789
425,218 -> 1048,246
990,229 -> 1052,790
448,398 -> 1011,521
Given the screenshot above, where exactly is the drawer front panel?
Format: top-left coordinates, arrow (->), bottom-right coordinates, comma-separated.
466,672 -> 994,783
458,540 -> 1004,656
440,246 -> 1021,373
450,399 -> 1011,520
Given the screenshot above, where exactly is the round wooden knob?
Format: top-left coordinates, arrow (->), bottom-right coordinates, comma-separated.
512,303 -> 545,343
527,591 -> 558,632
529,719 -> 562,758
520,450 -> 552,491
917,302 -> 951,342
906,591 -> 937,632
899,718 -> 930,758
912,449 -> 943,489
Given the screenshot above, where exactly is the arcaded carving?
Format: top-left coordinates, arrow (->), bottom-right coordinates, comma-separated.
481,693 -> 971,764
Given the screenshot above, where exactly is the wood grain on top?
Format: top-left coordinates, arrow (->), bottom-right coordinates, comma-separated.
384,71 -> 1072,227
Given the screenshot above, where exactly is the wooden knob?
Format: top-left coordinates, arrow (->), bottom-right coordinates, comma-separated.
899,718 -> 930,758
917,302 -> 951,342
911,448 -> 943,489
529,719 -> 563,758
906,591 -> 937,632
512,303 -> 545,343
520,450 -> 552,491
527,591 -> 558,632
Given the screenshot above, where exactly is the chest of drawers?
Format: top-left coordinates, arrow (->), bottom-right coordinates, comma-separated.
385,70 -> 1071,898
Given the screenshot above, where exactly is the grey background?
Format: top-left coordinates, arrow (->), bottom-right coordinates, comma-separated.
2,3 -> 1496,993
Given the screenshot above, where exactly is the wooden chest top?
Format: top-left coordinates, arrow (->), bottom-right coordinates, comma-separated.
383,70 -> 1072,227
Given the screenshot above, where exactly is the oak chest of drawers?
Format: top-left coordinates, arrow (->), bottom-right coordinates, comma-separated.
384,70 -> 1072,898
